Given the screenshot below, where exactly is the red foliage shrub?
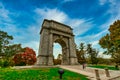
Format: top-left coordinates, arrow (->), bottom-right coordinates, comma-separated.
13,47 -> 37,66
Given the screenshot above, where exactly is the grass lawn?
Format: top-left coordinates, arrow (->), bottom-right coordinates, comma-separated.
0,67 -> 88,80
88,65 -> 119,70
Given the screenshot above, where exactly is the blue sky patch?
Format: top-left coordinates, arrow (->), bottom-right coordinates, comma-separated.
0,0 -> 120,58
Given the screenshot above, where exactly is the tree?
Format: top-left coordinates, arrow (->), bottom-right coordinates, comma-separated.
23,47 -> 37,65
4,44 -> 23,57
53,54 -> 62,65
53,59 -> 61,65
112,52 -> 120,65
76,43 -> 99,64
109,20 -> 120,47
97,57 -> 112,65
99,20 -> 120,65
57,54 -> 62,60
13,47 -> 37,66
0,30 -> 23,57
86,44 -> 99,64
90,49 -> 99,65
99,34 -> 114,56
12,53 -> 25,66
86,44 -> 93,55
76,43 -> 86,64
0,30 -> 13,55
0,30 -> 25,67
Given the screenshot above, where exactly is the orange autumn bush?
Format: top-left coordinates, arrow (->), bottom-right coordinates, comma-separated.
13,47 -> 37,66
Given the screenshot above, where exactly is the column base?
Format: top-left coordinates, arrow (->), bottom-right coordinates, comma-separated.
36,55 -> 48,65
70,57 -> 79,65
36,55 -> 54,66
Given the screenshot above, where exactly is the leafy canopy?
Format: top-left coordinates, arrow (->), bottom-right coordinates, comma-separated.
0,30 -> 13,54
99,20 -> 120,65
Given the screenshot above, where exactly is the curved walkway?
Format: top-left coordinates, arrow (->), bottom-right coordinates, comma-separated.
59,65 -> 120,80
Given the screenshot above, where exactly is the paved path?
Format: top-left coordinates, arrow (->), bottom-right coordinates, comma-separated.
59,65 -> 120,80
13,65 -> 120,80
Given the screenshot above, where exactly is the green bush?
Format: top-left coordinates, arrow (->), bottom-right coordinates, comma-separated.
0,59 -> 3,67
0,58 -> 14,67
3,60 -> 9,67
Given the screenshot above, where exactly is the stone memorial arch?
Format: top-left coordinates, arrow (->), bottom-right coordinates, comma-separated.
37,19 -> 78,65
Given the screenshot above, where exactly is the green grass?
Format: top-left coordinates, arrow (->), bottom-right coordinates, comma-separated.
88,65 -> 119,70
0,67 -> 88,80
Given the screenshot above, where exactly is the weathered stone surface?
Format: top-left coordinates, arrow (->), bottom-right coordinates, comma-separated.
37,19 -> 78,65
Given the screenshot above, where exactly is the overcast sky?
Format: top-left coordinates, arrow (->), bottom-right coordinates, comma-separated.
0,0 -> 120,58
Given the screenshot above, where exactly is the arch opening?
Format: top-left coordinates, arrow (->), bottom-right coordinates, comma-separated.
53,43 -> 62,59
53,39 -> 68,65
53,43 -> 62,65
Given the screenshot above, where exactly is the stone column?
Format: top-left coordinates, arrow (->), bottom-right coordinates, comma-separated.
68,38 -> 72,64
66,46 -> 70,65
62,47 -> 69,65
37,29 -> 49,65
61,47 -> 65,64
69,37 -> 78,65
47,33 -> 53,65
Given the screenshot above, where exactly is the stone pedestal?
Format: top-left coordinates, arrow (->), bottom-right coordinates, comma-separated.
105,68 -> 110,77
95,69 -> 101,80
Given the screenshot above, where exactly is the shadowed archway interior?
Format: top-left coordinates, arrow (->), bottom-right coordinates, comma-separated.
54,38 -> 68,64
